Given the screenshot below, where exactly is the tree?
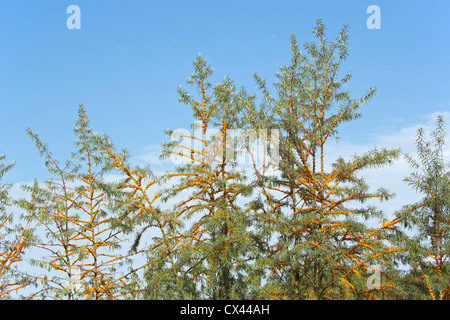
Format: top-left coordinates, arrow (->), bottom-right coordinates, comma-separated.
0,155 -> 33,298
4,19 -> 444,300
106,148 -> 183,299
241,19 -> 402,299
18,105 -> 146,299
148,55 -> 257,299
396,115 -> 449,300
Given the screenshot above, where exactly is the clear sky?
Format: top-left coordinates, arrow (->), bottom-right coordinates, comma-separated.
1,0 -> 449,202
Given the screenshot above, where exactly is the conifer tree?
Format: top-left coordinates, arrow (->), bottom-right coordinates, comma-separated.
18,105 -> 146,299
241,19 -> 402,299
4,19 -> 445,301
153,55 -> 257,299
0,155 -> 33,298
396,115 -> 449,300
106,149 -> 183,299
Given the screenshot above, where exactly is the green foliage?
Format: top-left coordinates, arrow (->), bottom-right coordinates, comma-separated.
0,155 -> 34,298
17,105 -> 145,299
153,55 -> 259,299
0,155 -> 14,215
1,20 -> 448,300
236,19 -> 401,300
396,115 -> 450,299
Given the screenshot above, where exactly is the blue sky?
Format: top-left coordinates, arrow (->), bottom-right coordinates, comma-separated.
1,0 -> 449,187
